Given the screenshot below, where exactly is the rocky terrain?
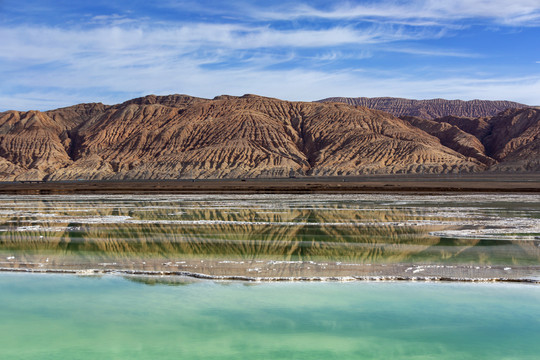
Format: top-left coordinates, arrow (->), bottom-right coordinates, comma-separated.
0,94 -> 538,181
319,97 -> 527,119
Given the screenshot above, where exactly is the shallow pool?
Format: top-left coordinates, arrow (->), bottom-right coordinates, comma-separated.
1,273 -> 539,359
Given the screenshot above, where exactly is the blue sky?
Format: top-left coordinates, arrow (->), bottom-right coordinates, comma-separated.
1,0 -> 540,111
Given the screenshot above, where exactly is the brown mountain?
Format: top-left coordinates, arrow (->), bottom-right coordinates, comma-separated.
318,97 -> 527,120
399,116 -> 496,166
484,107 -> 540,171
401,107 -> 540,171
0,94 -> 538,181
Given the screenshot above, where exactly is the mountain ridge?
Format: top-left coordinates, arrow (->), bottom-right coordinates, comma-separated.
1,94 -> 538,181
318,96 -> 527,120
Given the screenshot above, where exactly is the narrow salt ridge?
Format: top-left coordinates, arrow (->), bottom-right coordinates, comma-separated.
0,225 -> 82,232
0,211 -> 58,217
0,206 -> 517,219
429,230 -> 540,240
1,267 -> 539,284
1,217 -> 481,227
6,213 -> 538,232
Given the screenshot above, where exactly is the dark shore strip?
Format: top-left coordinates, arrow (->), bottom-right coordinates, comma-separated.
1,173 -> 540,194
2,267 -> 538,284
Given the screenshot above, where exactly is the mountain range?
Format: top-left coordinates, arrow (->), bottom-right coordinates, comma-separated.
0,94 -> 538,181
318,97 -> 527,119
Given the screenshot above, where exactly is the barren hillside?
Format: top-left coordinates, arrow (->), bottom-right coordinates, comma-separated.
0,95 -> 538,181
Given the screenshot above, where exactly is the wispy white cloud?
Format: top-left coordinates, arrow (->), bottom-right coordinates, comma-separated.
4,22 -> 438,56
251,0 -> 540,26
4,54 -> 539,111
1,1 -> 539,111
0,91 -> 107,112
0,21 -> 450,84
380,47 -> 481,58
88,14 -> 139,26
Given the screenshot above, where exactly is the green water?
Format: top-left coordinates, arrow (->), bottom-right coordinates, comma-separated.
1,273 -> 539,359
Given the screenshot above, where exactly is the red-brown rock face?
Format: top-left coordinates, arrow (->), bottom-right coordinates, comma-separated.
0,94 -> 538,180
484,108 -> 540,171
0,110 -> 72,180
400,116 -> 496,166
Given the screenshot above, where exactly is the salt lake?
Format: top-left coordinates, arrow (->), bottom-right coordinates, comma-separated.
1,193 -> 540,358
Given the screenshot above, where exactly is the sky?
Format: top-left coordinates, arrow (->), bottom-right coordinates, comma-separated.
1,0 -> 540,111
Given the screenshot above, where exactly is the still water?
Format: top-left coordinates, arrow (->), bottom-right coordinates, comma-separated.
1,273 -> 539,359
0,194 -> 539,279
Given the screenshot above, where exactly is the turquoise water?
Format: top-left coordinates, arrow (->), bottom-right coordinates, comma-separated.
1,273 -> 540,359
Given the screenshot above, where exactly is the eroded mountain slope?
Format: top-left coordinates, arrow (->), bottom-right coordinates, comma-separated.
0,94 -> 537,180
484,108 -> 540,171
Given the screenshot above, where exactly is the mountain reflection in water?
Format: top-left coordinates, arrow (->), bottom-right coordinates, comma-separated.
1,194 -> 539,279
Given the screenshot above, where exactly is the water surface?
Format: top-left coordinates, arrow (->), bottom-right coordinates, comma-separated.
1,194 -> 539,280
1,273 -> 539,359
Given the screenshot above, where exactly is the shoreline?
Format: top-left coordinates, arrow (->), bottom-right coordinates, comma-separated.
2,256 -> 540,284
1,173 -> 540,194
1,267 -> 539,284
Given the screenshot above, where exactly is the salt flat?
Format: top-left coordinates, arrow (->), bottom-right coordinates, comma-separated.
1,193 -> 539,282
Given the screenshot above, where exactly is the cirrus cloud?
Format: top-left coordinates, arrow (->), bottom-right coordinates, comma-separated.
1,1 -> 539,110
